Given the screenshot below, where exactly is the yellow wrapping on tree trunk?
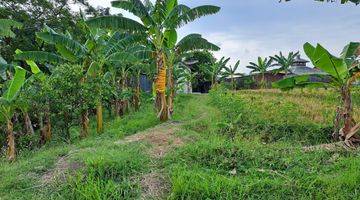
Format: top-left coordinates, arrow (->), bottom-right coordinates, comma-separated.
156,67 -> 167,93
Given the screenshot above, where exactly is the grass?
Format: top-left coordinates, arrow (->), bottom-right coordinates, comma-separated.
1,88 -> 360,199
163,86 -> 360,199
0,102 -> 159,200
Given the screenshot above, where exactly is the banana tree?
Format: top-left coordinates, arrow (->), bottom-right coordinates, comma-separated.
203,57 -> 230,87
270,51 -> 299,75
246,57 -> 274,89
222,60 -> 243,90
0,60 -> 41,161
129,63 -> 151,111
87,0 -> 220,121
274,42 -> 360,146
175,65 -> 197,94
0,66 -> 26,161
166,33 -> 220,115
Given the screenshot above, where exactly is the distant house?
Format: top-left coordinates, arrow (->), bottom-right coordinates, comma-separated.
140,74 -> 152,93
233,55 -> 328,89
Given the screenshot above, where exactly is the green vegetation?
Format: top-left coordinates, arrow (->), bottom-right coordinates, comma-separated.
165,87 -> 360,199
1,0 -> 359,199
274,42 -> 360,146
1,87 -> 360,199
246,57 -> 274,89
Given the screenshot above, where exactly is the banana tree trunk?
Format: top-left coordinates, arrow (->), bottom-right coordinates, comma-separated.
24,112 -> 34,135
340,86 -> 355,139
80,109 -> 89,138
231,75 -> 235,90
119,76 -> 128,116
133,72 -> 141,111
6,119 -> 15,161
155,51 -> 169,122
211,75 -> 216,88
40,105 -> 52,145
167,66 -> 175,117
261,73 -> 266,89
96,102 -> 103,134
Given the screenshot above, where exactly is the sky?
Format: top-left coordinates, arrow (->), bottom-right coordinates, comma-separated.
84,0 -> 359,74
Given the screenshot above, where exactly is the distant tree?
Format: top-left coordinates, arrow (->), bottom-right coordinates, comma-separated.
271,51 -> 299,75
247,57 -> 274,88
167,33 -> 219,115
222,60 -> 244,90
203,57 -> 230,87
182,50 -> 217,91
0,0 -> 109,62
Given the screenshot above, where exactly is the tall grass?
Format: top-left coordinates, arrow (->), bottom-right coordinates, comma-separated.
163,87 -> 360,199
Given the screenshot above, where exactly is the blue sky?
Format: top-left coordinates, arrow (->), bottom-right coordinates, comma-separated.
87,0 -> 359,73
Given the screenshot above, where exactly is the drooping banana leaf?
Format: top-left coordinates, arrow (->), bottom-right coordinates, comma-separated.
3,66 -> 26,101
107,52 -> 139,64
171,5 -> 220,28
14,51 -> 64,64
163,4 -> 190,28
176,34 -> 220,54
36,32 -> 86,57
14,50 -> 41,74
111,0 -> 154,26
127,45 -> 153,60
304,43 -> 349,83
273,74 -> 330,90
86,16 -> 147,33
104,34 -> 145,57
55,44 -> 79,62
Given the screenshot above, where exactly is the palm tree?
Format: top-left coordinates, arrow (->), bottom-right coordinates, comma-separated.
271,51 -> 299,75
86,0 -> 220,121
222,60 -> 243,90
246,57 -> 274,89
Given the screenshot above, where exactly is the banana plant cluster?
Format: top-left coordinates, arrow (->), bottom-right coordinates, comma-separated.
87,0 -> 220,121
0,20 -> 42,161
1,1 -> 221,161
15,21 -> 149,137
274,42 -> 360,146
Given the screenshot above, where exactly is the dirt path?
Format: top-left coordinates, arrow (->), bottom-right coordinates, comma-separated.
115,121 -> 184,199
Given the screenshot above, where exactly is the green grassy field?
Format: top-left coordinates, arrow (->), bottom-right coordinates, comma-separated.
1,88 -> 360,199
